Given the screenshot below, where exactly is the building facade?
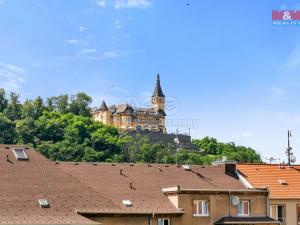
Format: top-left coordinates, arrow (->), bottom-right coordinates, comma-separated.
92,74 -> 167,133
238,163 -> 300,225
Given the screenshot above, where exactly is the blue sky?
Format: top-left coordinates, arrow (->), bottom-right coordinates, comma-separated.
1,0 -> 300,163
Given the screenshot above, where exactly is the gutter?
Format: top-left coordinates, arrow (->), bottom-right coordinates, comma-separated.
162,188 -> 268,195
77,210 -> 185,217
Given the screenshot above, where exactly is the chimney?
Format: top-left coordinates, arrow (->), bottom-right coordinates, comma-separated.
212,158 -> 237,178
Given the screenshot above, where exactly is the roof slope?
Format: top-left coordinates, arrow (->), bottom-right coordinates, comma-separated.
238,164 -> 300,199
59,163 -> 246,214
0,145 -> 119,225
152,74 -> 165,97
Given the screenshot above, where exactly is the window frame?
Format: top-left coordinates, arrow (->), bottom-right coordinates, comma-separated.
193,200 -> 210,217
270,204 -> 286,223
157,218 -> 170,225
12,148 -> 28,161
237,200 -> 250,216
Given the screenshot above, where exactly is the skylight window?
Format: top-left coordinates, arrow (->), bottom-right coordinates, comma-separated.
278,179 -> 288,185
12,148 -> 28,160
38,199 -> 50,208
182,165 -> 191,171
122,200 -> 132,207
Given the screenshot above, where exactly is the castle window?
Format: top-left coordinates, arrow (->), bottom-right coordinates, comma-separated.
193,200 -> 209,216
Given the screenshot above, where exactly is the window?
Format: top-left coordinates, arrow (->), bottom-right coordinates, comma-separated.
158,218 -> 170,225
237,200 -> 250,216
38,199 -> 50,208
122,200 -> 132,207
270,205 -> 285,223
297,205 -> 300,225
12,148 -> 28,160
193,200 -> 209,216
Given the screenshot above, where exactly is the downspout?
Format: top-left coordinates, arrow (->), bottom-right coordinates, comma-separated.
228,191 -> 231,217
266,190 -> 269,217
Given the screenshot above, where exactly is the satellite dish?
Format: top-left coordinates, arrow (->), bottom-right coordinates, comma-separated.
291,156 -> 297,163
231,196 -> 240,206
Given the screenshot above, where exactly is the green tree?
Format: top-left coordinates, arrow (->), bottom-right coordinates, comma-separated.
4,92 -> 22,121
21,99 -> 35,119
69,92 -> 92,117
0,113 -> 17,144
33,96 -> 45,119
16,117 -> 36,144
0,88 -> 8,113
56,95 -> 69,114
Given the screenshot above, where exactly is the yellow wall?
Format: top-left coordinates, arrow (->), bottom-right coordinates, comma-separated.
93,111 -> 166,133
90,215 -> 181,225
177,192 -> 267,225
88,192 -> 272,225
270,199 -> 300,225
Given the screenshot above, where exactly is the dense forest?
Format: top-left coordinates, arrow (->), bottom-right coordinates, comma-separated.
0,88 -> 261,164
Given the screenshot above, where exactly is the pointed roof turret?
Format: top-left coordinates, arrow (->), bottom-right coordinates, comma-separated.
152,74 -> 165,97
99,100 -> 108,111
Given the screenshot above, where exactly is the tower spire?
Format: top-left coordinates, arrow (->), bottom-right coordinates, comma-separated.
99,100 -> 108,111
152,73 -> 165,97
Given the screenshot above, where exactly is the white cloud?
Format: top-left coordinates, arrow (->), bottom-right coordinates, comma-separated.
80,48 -> 97,54
114,0 -> 152,9
282,44 -> 300,72
58,49 -> 139,61
101,50 -> 130,59
271,86 -> 286,95
241,132 -> 253,137
65,39 -> 88,45
79,25 -> 88,32
95,0 -> 106,7
0,62 -> 26,92
114,19 -> 122,29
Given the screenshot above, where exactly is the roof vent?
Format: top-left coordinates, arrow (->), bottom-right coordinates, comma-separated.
38,199 -> 50,208
279,164 -> 285,169
12,148 -> 28,161
278,179 -> 288,185
122,200 -> 132,207
182,165 -> 191,171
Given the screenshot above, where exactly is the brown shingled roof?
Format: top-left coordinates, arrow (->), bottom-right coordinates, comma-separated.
0,145 -> 119,224
238,164 -> 300,199
0,144 -> 251,224
58,163 -> 246,215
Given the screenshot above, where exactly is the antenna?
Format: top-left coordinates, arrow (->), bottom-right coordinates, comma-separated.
265,157 -> 280,164
286,130 -> 294,167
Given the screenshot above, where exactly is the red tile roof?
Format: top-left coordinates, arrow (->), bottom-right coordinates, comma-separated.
238,164 -> 300,199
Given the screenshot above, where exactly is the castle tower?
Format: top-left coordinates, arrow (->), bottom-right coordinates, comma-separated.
96,100 -> 112,125
151,74 -> 165,112
99,100 -> 108,111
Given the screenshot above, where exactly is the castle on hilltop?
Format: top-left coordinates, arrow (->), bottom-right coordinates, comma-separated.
92,74 -> 167,133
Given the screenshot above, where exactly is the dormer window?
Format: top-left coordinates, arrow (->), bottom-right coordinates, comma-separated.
12,148 -> 28,160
